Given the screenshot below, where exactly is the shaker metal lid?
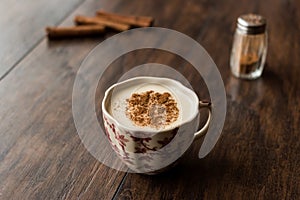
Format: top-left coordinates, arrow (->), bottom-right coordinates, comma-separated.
237,14 -> 266,34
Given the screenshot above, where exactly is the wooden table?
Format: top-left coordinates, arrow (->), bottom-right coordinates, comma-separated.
1,0 -> 299,199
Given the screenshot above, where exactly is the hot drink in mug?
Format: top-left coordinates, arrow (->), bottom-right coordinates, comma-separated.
102,76 -> 211,174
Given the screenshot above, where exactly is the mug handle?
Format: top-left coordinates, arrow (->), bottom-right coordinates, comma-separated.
194,101 -> 212,140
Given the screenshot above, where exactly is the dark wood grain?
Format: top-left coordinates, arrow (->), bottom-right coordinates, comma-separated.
0,0 -> 85,80
0,0 -> 132,199
0,0 -> 299,199
112,0 -> 300,199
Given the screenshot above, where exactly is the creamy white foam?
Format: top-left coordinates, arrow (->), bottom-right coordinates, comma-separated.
108,80 -> 197,131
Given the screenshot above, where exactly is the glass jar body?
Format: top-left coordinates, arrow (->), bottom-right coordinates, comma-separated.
230,29 -> 267,79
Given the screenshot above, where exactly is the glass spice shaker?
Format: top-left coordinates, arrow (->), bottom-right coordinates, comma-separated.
230,14 -> 267,79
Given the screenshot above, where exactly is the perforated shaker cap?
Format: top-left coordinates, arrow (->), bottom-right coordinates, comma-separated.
237,14 -> 266,34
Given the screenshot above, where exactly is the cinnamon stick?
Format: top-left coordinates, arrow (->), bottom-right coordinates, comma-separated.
74,15 -> 130,31
45,25 -> 105,39
96,10 -> 154,27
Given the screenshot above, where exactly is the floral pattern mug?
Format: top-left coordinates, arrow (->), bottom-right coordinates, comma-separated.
102,77 -> 212,174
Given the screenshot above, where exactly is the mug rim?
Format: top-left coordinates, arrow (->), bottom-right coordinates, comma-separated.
102,76 -> 199,133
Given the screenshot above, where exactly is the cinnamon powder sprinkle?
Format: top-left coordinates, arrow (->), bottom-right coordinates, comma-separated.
126,91 -> 179,129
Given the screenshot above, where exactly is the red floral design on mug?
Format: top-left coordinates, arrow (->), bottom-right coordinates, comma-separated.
102,77 -> 212,174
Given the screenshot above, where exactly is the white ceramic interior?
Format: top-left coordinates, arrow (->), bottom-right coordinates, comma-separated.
102,76 -> 199,134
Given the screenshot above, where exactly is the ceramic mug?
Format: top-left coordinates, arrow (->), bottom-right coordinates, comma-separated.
102,76 -> 212,174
